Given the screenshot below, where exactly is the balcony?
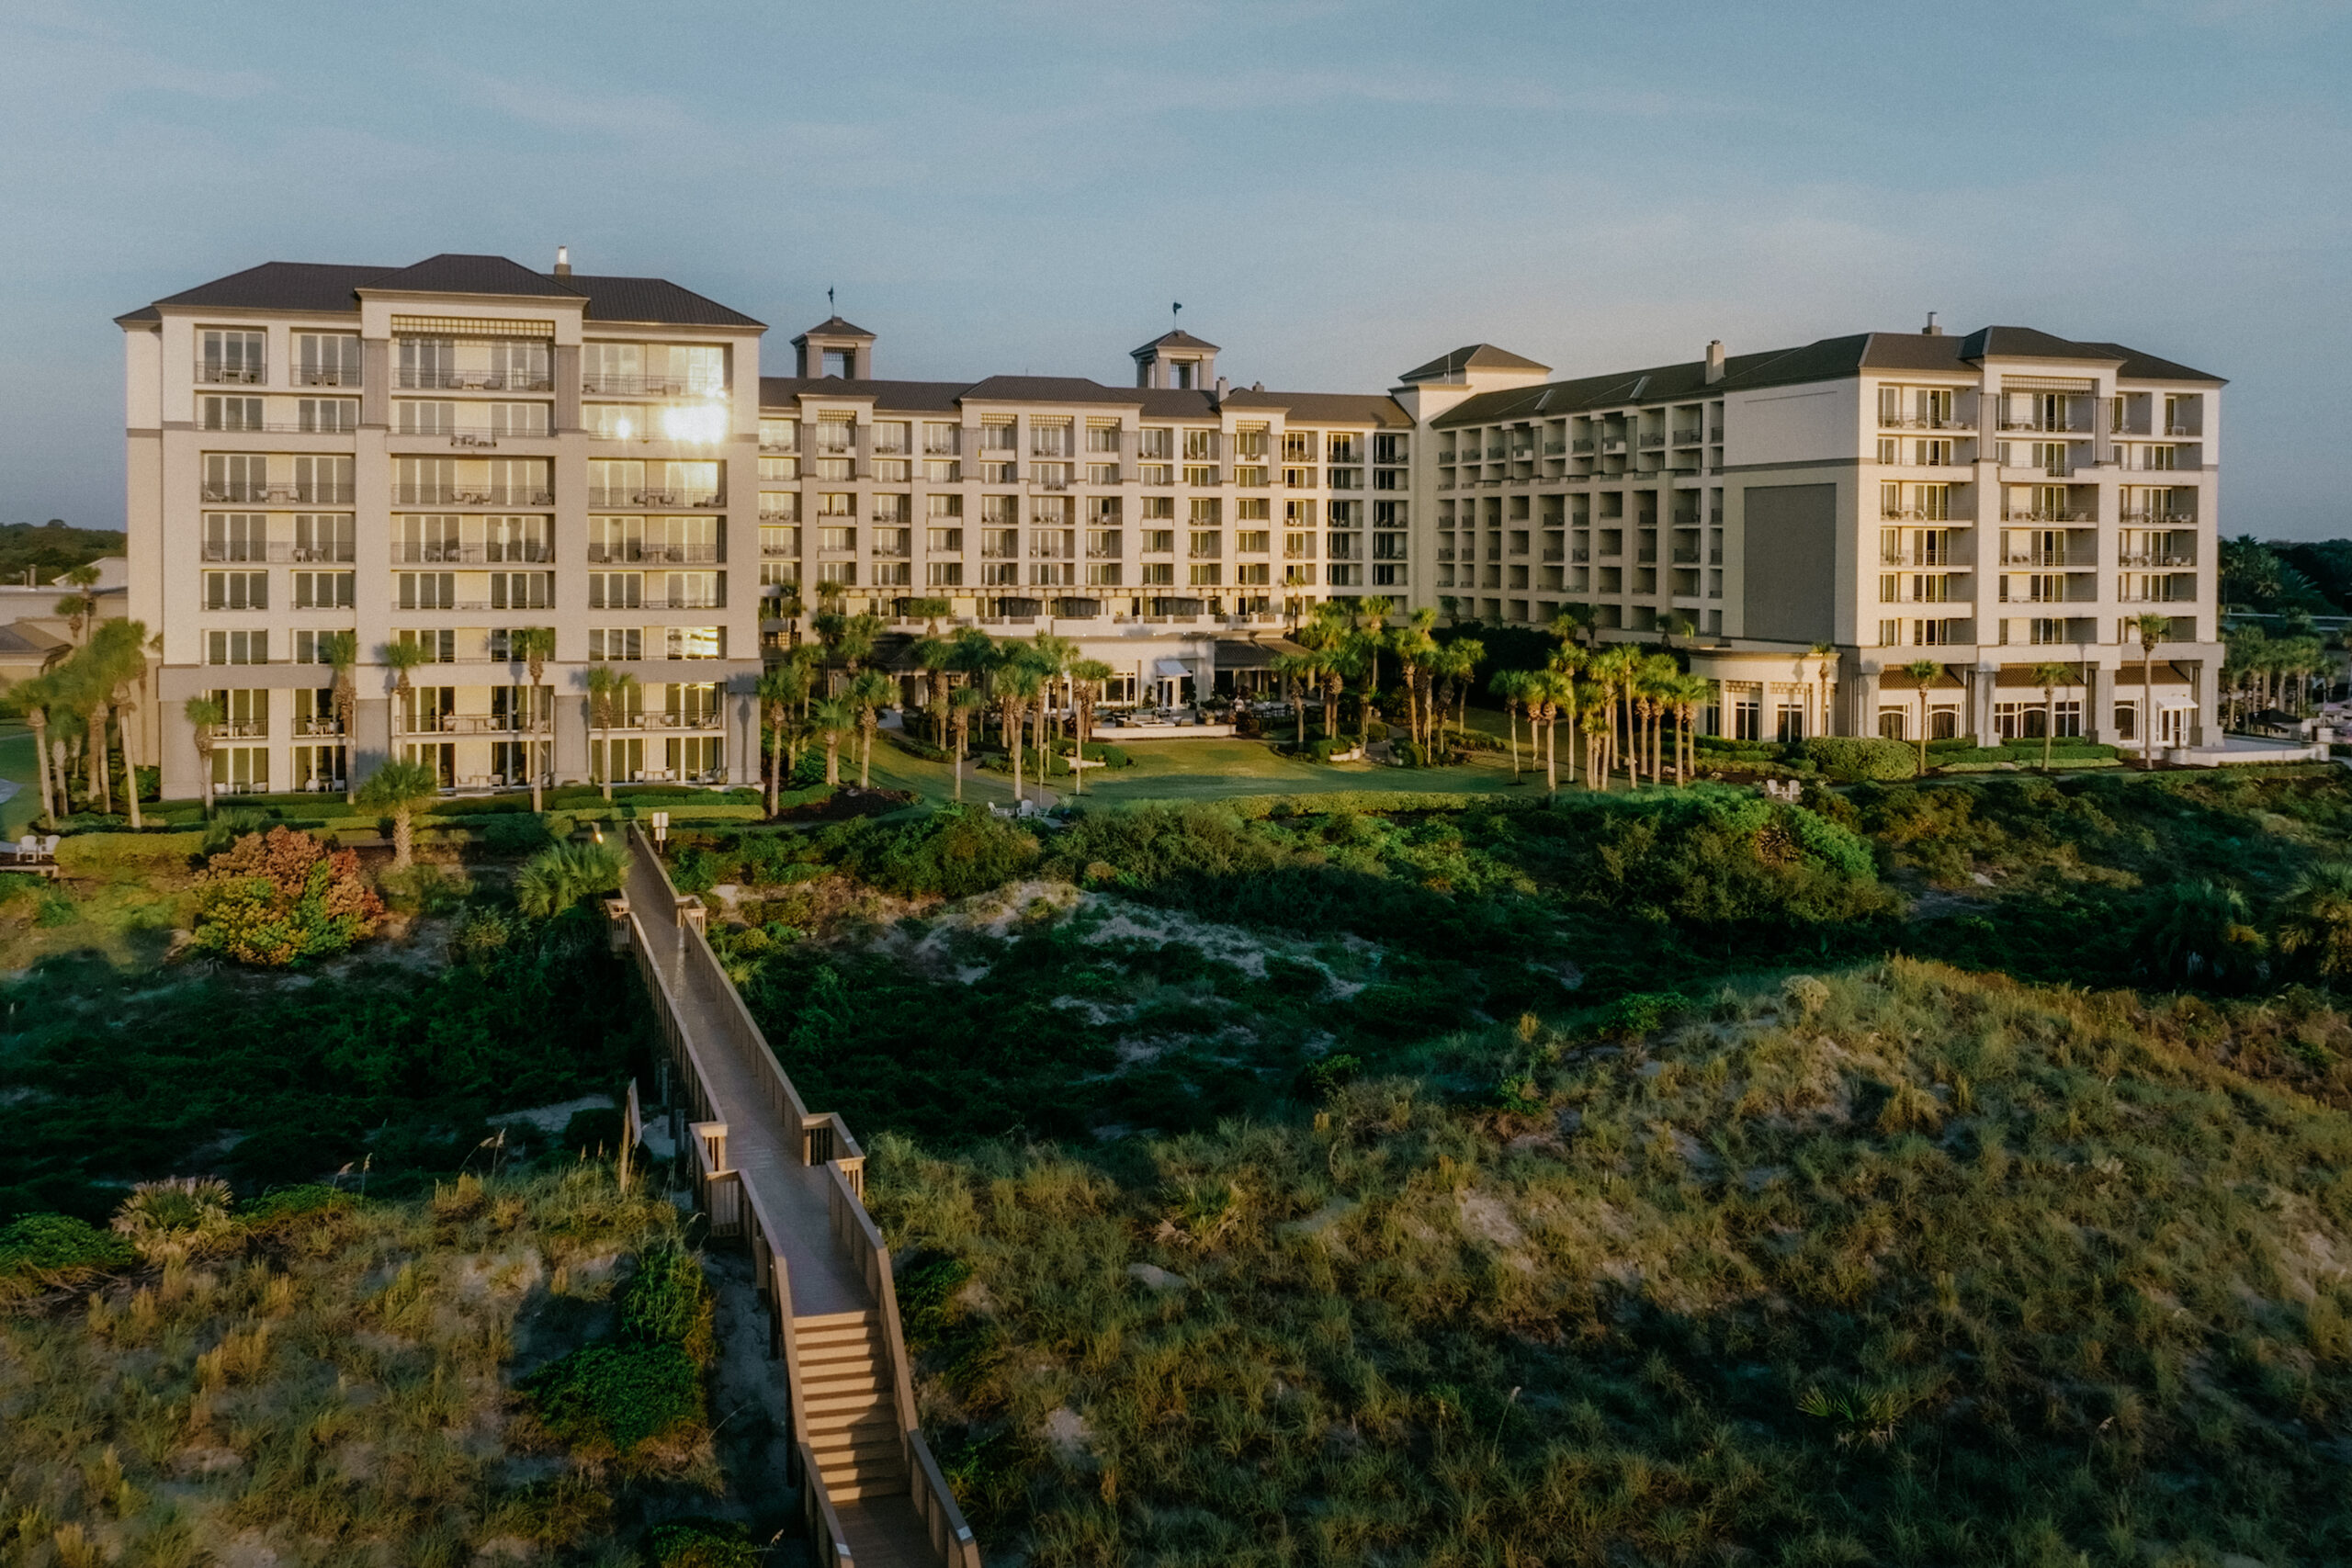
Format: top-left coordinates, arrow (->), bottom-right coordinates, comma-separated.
197,366 -> 266,386
1999,548 -> 2084,569
215,720 -> 268,739
200,541 -> 345,563
199,421 -> 361,436
2115,581 -> 2192,604
400,370 -> 556,392
1638,434 -> 1666,449
2165,423 -> 2199,438
293,716 -> 345,737
2117,509 -> 2192,527
1671,429 -> 1702,446
1571,438 -> 1595,454
1997,417 -> 2092,434
397,485 -> 552,507
199,483 -> 358,505
292,367 -> 361,388
1879,414 -> 1975,432
1999,509 -> 2095,525
2117,550 -> 2197,569
578,374 -> 711,397
391,542 -> 553,563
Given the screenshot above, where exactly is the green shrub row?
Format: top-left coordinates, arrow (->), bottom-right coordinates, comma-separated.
1225,790 -> 1530,820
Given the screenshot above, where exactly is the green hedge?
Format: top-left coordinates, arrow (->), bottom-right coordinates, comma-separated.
888,732 -> 955,764
1798,736 -> 1918,783
1941,757 -> 2125,773
54,830 -> 209,874
1225,790 -> 1530,820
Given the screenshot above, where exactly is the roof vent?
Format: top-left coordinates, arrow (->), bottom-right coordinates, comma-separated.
1252,380 -> 1263,392
1922,311 -> 1941,336
1703,340 -> 1725,384
554,245 -> 571,277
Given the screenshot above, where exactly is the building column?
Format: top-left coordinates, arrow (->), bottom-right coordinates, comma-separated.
1971,665 -> 1996,746
557,690 -> 592,784
1851,671 -> 1882,738
352,696 -> 390,784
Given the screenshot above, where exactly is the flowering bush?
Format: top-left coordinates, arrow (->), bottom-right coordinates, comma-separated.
191,826 -> 384,966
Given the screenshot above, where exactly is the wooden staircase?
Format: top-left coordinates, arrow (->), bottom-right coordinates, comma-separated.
797,1308 -> 909,1502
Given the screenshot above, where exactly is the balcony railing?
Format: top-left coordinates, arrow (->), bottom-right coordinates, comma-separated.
1638,434 -> 1666,448
1999,510 -> 2096,524
199,421 -> 361,435
582,488 -> 717,509
399,370 -> 554,391
2117,551 -> 2197,569
197,366 -> 266,386
200,542 -> 356,563
293,716 -> 345,737
1997,417 -> 2092,434
587,544 -> 721,564
2000,549 -> 2081,568
1879,414 -> 1975,432
216,720 -> 268,739
293,367 -> 362,388
395,485 -> 553,506
2116,509 -> 2192,526
200,484 -> 357,504
393,543 -> 555,564
2165,423 -> 2199,437
2115,584 -> 2191,604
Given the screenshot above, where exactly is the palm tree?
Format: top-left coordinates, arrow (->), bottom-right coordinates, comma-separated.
510,627 -> 557,812
184,695 -> 223,817
904,595 -> 953,636
2274,861 -> 2352,986
756,664 -> 806,816
911,636 -> 957,745
1069,658 -> 1113,794
1354,596 -> 1394,698
320,630 -> 361,805
1587,647 -> 1638,787
846,669 -> 895,788
1546,646 -> 1588,785
1270,650 -> 1320,746
1579,701 -> 1611,791
55,562 -> 101,645
16,673 -> 57,828
1431,639 -> 1483,746
2134,612 -> 2172,768
1903,659 -> 1941,776
809,696 -> 855,786
2030,660 -> 2071,772
1549,603 -> 1597,651
1809,642 -> 1838,741
1522,668 -> 1567,792
93,618 -> 150,828
1489,669 -> 1532,775
948,685 -> 985,802
775,586 -> 807,649
995,661 -> 1044,803
584,663 -> 639,802
1391,609 -> 1439,747
358,758 -> 440,869
1669,672 -> 1712,785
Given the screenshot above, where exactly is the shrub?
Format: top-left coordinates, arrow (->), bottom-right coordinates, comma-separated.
1799,736 -> 1918,783
524,1341 -> 703,1452
1058,739 -> 1134,768
648,1520 -> 757,1568
888,732 -> 955,764
201,807 -> 277,856
561,1108 -> 628,1158
52,830 -> 208,874
447,905 -> 516,967
481,813 -> 557,855
0,1213 -> 132,1290
190,827 -> 383,966
111,1176 -> 233,1262
617,1241 -> 715,1363
514,840 -> 628,919
239,1185 -> 359,1228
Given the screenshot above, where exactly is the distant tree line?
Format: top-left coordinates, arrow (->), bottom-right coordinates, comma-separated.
0,520 -> 123,588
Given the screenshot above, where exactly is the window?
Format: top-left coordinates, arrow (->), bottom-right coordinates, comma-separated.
1189,563 -> 1221,587
201,396 -> 263,431
204,629 -> 268,665
291,746 -> 346,791
589,628 -> 643,661
397,400 -> 456,435
590,572 -> 644,610
297,456 -> 354,503
300,398 -> 358,433
1374,433 -> 1408,464
871,421 -> 911,457
1235,531 -> 1271,553
292,570 -> 353,609
818,492 -> 854,519
1139,496 -> 1173,520
928,561 -> 964,587
391,628 -> 457,663
668,736 -> 726,782
213,747 -> 269,795
1327,433 -> 1363,464
397,336 -> 456,389
487,402 -> 548,437
1914,439 -> 1954,466
927,527 -> 964,553
1183,465 -> 1218,487
1284,532 -> 1316,560
1189,530 -> 1221,558
397,572 -> 456,610
817,561 -> 856,586
666,627 -> 724,660
1140,562 -> 1174,586
492,572 -> 555,610
207,688 -> 268,739
1137,427 -> 1173,460
1087,563 -> 1122,587
294,332 -> 360,387
923,423 -> 959,456
1086,423 -> 1121,454
1141,530 -> 1175,554
203,453 -> 267,503
656,571 -> 722,609
1030,420 -> 1071,458
199,330 -> 265,385
1236,562 -> 1271,586
1374,500 -> 1408,528
1877,438 -> 1898,465
1189,498 -> 1221,525
203,570 -> 267,611
1232,425 -> 1268,459
485,515 -> 550,562
819,527 -> 856,553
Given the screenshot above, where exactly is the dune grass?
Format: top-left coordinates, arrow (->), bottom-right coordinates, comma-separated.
0,1168 -> 712,1568
869,959 -> 2352,1567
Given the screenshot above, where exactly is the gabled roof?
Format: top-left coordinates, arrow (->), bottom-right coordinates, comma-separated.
564,275 -> 763,329
1132,329 -> 1220,356
1398,344 -> 1552,383
960,375 -> 1145,405
793,315 -> 876,342
118,255 -> 763,330
362,253 -> 578,299
1435,327 -> 2223,426
1220,389 -> 1413,428
115,261 -> 393,323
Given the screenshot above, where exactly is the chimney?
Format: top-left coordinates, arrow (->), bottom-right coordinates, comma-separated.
554,245 -> 571,276
1922,311 -> 1941,336
1703,340 -> 1725,384
1215,375 -> 1229,399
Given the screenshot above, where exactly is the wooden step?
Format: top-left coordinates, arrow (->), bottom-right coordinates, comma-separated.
797,1330 -> 885,1358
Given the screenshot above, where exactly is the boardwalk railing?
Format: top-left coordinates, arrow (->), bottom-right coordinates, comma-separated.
616,829 -> 977,1568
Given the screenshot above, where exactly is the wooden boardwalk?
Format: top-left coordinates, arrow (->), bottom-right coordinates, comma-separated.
619,831 -> 978,1568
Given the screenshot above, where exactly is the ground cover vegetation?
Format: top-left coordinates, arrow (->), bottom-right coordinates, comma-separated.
0,1167 -> 729,1566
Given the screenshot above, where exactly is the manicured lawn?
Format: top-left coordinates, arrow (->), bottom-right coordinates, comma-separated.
862,729 -> 1544,810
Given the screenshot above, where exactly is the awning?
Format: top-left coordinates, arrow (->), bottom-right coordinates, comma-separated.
1151,659 -> 1190,679
1214,637 -> 1307,671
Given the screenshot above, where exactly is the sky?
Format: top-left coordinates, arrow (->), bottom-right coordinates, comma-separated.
2,0 -> 2347,536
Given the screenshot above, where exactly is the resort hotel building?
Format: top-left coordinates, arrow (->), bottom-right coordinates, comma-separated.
116,252 -> 2225,796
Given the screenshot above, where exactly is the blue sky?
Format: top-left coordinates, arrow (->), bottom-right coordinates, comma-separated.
3,0 -> 2346,536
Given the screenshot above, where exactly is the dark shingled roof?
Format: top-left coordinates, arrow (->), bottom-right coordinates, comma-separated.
760,377 -> 969,412
1398,344 -> 1552,383
1221,389 -> 1413,428
961,376 -> 1147,405
364,253 -> 578,299
793,315 -> 876,341
1132,329 -> 1221,355
1434,327 -> 2223,426
118,254 -> 762,330
563,275 -> 763,329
